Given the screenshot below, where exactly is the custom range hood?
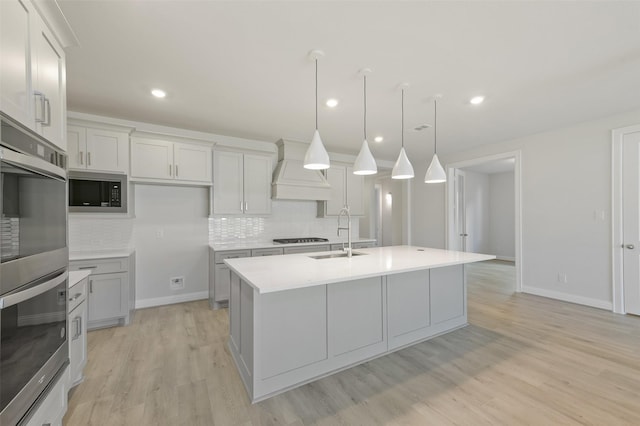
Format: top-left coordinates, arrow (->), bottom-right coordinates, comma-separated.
271,139 -> 331,201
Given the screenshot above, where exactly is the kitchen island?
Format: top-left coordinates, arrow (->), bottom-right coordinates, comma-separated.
224,245 -> 494,402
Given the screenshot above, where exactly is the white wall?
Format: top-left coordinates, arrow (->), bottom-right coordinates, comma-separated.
377,176 -> 404,246
412,108 -> 640,310
489,171 -> 515,260
133,184 -> 210,307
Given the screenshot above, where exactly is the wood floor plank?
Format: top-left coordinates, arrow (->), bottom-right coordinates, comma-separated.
64,260 -> 640,425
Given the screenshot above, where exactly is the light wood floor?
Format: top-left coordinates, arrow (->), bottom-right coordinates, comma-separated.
64,261 -> 640,425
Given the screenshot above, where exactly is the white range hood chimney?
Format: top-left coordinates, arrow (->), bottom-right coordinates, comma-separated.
271,139 -> 331,201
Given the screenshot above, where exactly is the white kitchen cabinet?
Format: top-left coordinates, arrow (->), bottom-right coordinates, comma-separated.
131,136 -> 212,184
213,150 -> 271,215
282,244 -> 330,255
0,0 -> 35,126
69,253 -> 135,330
68,276 -> 88,387
67,125 -> 129,172
0,0 -> 68,151
318,165 -> 364,216
209,248 -> 251,308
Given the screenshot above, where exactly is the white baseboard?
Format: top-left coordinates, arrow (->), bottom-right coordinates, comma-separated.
495,256 -> 515,262
521,286 -> 612,311
135,291 -> 208,309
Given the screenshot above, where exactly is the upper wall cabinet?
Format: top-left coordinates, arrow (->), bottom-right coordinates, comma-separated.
318,164 -> 364,216
130,136 -> 212,185
0,0 -> 68,151
67,125 -> 130,173
213,150 -> 272,215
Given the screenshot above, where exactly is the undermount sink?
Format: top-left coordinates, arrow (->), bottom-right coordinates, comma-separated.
308,252 -> 368,260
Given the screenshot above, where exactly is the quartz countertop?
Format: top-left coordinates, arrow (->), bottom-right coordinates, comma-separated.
69,249 -> 135,261
210,238 -> 376,252
68,270 -> 91,289
224,245 -> 495,294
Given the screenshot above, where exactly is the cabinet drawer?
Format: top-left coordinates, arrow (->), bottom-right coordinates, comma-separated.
252,248 -> 284,257
70,257 -> 129,274
68,278 -> 88,313
283,245 -> 330,255
214,250 -> 251,264
353,241 -> 376,249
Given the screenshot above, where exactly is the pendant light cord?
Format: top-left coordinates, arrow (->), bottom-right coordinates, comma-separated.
401,89 -> 405,148
315,59 -> 318,130
364,75 -> 367,141
434,98 -> 437,154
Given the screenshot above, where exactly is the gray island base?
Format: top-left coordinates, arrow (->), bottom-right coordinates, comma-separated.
224,245 -> 495,403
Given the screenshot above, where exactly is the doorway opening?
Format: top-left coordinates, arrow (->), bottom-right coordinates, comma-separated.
446,151 -> 523,293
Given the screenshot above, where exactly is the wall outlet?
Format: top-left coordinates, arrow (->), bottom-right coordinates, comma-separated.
557,272 -> 568,284
156,228 -> 164,238
170,276 -> 184,290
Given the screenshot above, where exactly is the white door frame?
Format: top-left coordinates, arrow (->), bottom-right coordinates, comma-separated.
611,124 -> 640,314
445,150 -> 523,292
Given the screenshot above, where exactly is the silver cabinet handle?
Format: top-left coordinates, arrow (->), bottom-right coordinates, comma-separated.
43,98 -> 51,126
79,151 -> 84,165
89,280 -> 93,293
69,292 -> 82,301
78,266 -> 97,270
72,316 -> 81,340
34,91 -> 46,123
245,202 -> 248,212
169,164 -> 172,176
626,244 -> 635,249
87,152 -> 91,166
240,202 -> 243,212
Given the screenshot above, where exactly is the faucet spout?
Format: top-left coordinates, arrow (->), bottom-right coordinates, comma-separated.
337,206 -> 352,258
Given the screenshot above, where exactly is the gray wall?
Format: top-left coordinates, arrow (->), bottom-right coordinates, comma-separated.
489,171 -> 515,260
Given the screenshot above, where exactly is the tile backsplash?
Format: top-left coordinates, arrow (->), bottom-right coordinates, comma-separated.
68,216 -> 133,252
209,200 -> 359,244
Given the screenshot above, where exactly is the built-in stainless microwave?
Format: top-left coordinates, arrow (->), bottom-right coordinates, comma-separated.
68,171 -> 127,213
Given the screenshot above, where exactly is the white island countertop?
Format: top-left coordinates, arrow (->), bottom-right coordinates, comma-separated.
225,245 -> 495,294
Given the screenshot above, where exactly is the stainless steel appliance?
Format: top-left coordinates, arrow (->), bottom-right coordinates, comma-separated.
0,115 -> 69,425
273,237 -> 329,244
68,171 -> 127,213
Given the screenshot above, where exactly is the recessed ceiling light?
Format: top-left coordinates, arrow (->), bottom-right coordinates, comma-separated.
151,89 -> 166,98
470,96 -> 484,105
326,98 -> 339,108
374,136 -> 383,143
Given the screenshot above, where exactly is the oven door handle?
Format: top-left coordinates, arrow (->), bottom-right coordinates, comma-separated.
0,270 -> 68,309
0,147 -> 66,182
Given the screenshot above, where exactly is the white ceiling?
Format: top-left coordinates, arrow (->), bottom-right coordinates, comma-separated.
58,1 -> 640,164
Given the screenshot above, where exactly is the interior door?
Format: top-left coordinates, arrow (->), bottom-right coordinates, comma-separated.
454,169 -> 468,252
623,130 -> 640,315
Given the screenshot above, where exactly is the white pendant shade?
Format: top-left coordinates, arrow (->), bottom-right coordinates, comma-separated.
304,129 -> 330,170
424,153 -> 446,183
392,147 -> 414,179
353,139 -> 377,175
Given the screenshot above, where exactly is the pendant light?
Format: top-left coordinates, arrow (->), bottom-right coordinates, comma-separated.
304,49 -> 330,170
392,84 -> 414,179
424,95 -> 446,183
353,68 -> 377,175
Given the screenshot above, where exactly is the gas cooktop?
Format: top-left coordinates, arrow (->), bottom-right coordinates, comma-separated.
273,238 -> 329,244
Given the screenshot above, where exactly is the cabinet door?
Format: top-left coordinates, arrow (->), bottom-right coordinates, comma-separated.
86,128 -> 129,173
131,137 -> 174,179
88,272 -> 128,322
174,142 -> 212,183
32,15 -> 66,150
0,0 -> 35,128
67,125 -> 87,169
214,263 -> 232,302
243,154 -> 272,215
69,299 -> 88,387
346,166 -> 365,216
213,151 -> 244,214
325,165 -> 346,216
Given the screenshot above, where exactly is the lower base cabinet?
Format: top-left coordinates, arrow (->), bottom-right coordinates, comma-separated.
69,252 -> 135,330
68,277 -> 88,387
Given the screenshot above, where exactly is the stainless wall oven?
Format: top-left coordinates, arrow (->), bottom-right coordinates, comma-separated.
0,116 -> 68,425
